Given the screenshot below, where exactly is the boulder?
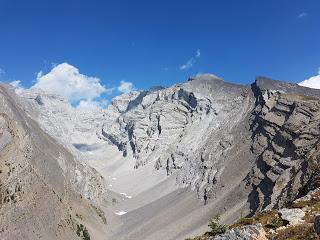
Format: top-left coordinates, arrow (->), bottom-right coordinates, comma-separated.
279,208 -> 305,225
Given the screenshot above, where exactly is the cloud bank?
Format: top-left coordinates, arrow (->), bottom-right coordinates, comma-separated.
9,62 -> 136,111
297,12 -> 307,19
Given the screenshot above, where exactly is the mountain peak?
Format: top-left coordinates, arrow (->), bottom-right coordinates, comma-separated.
188,73 -> 223,82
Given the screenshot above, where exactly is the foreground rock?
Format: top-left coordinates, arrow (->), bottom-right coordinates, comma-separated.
278,208 -> 305,225
314,215 -> 320,234
214,224 -> 267,240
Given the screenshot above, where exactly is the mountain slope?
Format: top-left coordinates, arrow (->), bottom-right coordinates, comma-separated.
0,85 -> 107,239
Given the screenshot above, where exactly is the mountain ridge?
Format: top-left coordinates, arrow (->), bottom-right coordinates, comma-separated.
2,74 -> 320,239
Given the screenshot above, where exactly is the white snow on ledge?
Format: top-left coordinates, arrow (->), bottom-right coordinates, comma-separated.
115,211 -> 127,216
120,192 -> 132,199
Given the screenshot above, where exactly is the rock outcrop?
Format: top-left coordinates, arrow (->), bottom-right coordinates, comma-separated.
214,224 -> 267,240
278,208 -> 305,225
246,77 -> 320,213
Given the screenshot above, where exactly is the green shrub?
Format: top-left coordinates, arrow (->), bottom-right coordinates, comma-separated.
208,215 -> 228,236
266,217 -> 284,229
83,228 -> 90,240
76,224 -> 83,236
76,224 -> 90,240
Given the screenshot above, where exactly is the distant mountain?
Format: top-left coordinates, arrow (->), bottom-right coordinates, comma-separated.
3,74 -> 320,239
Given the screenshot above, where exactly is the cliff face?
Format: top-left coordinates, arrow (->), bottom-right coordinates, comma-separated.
247,78 -> 320,212
100,75 -> 320,218
101,75 -> 253,187
189,78 -> 320,240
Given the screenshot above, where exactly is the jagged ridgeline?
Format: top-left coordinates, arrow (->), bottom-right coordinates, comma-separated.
1,74 -> 320,240
102,75 -> 320,212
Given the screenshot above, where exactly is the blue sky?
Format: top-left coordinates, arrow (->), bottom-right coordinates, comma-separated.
0,0 -> 319,106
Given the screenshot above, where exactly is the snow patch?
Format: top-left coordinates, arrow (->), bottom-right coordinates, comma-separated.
115,211 -> 127,216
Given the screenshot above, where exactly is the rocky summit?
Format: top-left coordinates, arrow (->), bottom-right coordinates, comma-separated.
1,74 -> 320,239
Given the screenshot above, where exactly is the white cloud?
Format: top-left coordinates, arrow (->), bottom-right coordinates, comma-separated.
118,80 -> 134,93
0,68 -> 5,75
10,80 -> 21,88
299,75 -> 320,89
179,49 -> 201,70
9,80 -> 25,94
9,63 -> 114,111
36,70 -> 43,79
76,99 -> 108,112
299,69 -> 320,89
9,63 -> 139,111
180,58 -> 195,70
298,12 -> 307,18
32,63 -> 111,103
196,49 -> 201,58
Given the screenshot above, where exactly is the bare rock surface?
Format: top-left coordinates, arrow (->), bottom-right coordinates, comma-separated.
247,78 -> 320,213
278,208 -> 305,225
213,224 -> 267,240
314,215 -> 320,234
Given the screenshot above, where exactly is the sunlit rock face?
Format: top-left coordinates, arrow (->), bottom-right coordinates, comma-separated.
100,74 -> 255,196
101,75 -> 320,212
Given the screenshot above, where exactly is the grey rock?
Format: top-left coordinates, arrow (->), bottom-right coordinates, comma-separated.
214,224 -> 267,240
279,208 -> 305,225
314,215 -> 320,234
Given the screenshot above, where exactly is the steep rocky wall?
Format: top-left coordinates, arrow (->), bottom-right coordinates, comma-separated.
100,75 -> 320,214
100,75 -> 257,201
247,79 -> 320,213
